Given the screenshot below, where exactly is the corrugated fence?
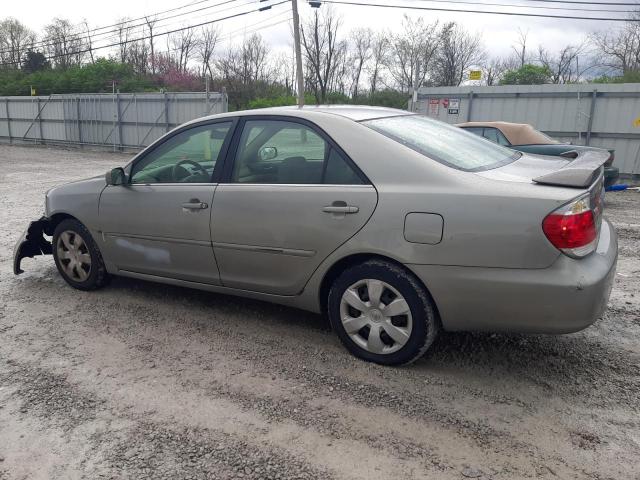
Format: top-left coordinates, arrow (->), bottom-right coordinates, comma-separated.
0,91 -> 228,150
410,83 -> 640,176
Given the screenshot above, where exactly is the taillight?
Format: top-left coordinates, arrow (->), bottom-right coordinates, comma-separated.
542,193 -> 601,258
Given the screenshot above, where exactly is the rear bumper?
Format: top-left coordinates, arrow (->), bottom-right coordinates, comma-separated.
13,217 -> 53,275
408,219 -> 618,334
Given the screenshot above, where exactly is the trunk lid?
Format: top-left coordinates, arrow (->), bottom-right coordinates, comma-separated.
477,150 -> 609,188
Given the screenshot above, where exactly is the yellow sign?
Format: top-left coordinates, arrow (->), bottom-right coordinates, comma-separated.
634,116 -> 640,128
469,70 -> 482,81
30,86 -> 36,96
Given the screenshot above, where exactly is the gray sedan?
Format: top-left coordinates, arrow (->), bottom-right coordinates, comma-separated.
14,106 -> 618,365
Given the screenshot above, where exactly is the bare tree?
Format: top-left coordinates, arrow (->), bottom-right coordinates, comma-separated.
368,32 -> 389,95
331,41 -> 350,95
217,33 -> 271,109
432,22 -> 485,86
81,20 -> 95,64
591,13 -> 640,75
538,41 -> 593,83
116,18 -> 133,64
511,28 -> 530,68
273,50 -> 295,95
300,7 -> 345,103
128,34 -> 150,74
0,18 -> 36,67
197,25 -> 220,80
170,27 -> 199,73
145,16 -> 157,75
386,15 -> 440,93
43,18 -> 86,69
482,57 -> 511,86
348,27 -> 372,98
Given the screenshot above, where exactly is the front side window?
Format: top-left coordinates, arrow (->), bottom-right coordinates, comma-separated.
363,115 -> 520,172
131,122 -> 232,184
231,120 -> 364,185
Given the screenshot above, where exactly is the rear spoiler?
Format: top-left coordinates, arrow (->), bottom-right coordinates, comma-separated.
533,150 -> 609,188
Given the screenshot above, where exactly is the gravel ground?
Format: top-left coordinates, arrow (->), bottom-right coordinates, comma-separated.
0,143 -> 639,480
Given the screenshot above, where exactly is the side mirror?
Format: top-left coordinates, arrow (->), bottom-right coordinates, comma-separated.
259,146 -> 278,161
105,167 -> 126,186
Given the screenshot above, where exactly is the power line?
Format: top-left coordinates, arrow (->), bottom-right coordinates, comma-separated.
518,0 -> 640,5
162,13 -> 292,56
0,1 -> 290,67
0,0 -> 244,56
317,0 -> 639,20
405,0 -> 638,13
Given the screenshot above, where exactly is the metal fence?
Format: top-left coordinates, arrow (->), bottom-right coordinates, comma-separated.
0,91 -> 228,151
410,83 -> 640,176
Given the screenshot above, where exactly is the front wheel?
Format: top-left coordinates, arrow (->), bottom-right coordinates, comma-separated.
328,260 -> 439,366
52,219 -> 110,291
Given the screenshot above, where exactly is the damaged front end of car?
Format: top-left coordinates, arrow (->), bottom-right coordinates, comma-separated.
13,217 -> 53,274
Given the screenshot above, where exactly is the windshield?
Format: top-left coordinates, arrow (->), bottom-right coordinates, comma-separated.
362,115 -> 520,172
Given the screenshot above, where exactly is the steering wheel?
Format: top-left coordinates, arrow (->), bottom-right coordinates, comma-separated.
171,159 -> 209,182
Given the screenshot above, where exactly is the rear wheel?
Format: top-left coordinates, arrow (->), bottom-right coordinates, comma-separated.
328,260 -> 439,365
52,219 -> 110,291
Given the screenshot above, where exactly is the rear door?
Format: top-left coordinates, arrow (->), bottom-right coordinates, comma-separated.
99,120 -> 234,284
211,116 -> 378,295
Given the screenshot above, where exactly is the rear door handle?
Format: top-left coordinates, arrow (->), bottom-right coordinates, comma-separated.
182,199 -> 208,210
322,205 -> 359,214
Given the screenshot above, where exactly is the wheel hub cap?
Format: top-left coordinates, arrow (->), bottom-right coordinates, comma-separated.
56,230 -> 91,282
339,279 -> 413,355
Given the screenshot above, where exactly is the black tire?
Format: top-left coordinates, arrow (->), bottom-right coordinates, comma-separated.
52,218 -> 110,291
328,259 -> 439,366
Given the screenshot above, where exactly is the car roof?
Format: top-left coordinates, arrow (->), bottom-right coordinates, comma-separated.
265,105 -> 411,121
194,105 -> 411,124
456,121 -> 558,146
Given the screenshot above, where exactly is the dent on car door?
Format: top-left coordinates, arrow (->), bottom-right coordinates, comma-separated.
98,121 -> 234,284
211,117 -> 378,295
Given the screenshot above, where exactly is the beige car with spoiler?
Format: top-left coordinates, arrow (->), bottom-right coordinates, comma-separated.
14,106 -> 618,365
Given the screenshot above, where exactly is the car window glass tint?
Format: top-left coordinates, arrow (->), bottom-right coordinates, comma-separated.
324,148 -> 364,185
232,120 -> 326,184
131,122 -> 231,184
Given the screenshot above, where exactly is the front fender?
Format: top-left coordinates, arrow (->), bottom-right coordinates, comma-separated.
13,217 -> 53,274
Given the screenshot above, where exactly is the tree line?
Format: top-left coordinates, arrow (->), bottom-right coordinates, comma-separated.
0,9 -> 639,109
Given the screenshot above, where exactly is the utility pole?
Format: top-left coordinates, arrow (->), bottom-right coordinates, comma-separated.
291,0 -> 305,108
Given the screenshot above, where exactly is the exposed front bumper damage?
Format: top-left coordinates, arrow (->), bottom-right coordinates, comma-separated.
13,217 -> 53,275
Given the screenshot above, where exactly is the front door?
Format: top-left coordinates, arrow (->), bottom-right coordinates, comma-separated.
99,120 -> 234,284
211,117 -> 377,295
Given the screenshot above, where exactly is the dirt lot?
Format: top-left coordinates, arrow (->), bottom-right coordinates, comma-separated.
0,143 -> 639,480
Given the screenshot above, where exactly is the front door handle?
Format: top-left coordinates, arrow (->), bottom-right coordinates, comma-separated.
182,199 -> 208,210
322,204 -> 359,214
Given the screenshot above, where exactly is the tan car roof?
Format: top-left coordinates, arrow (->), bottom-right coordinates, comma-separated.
455,121 -> 558,146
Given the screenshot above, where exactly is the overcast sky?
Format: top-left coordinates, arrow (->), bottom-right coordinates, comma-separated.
2,0 -> 637,60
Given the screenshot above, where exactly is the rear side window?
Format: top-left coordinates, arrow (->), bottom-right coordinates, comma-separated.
484,128 -> 511,146
363,115 -> 519,172
231,119 -> 364,185
324,148 -> 364,185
